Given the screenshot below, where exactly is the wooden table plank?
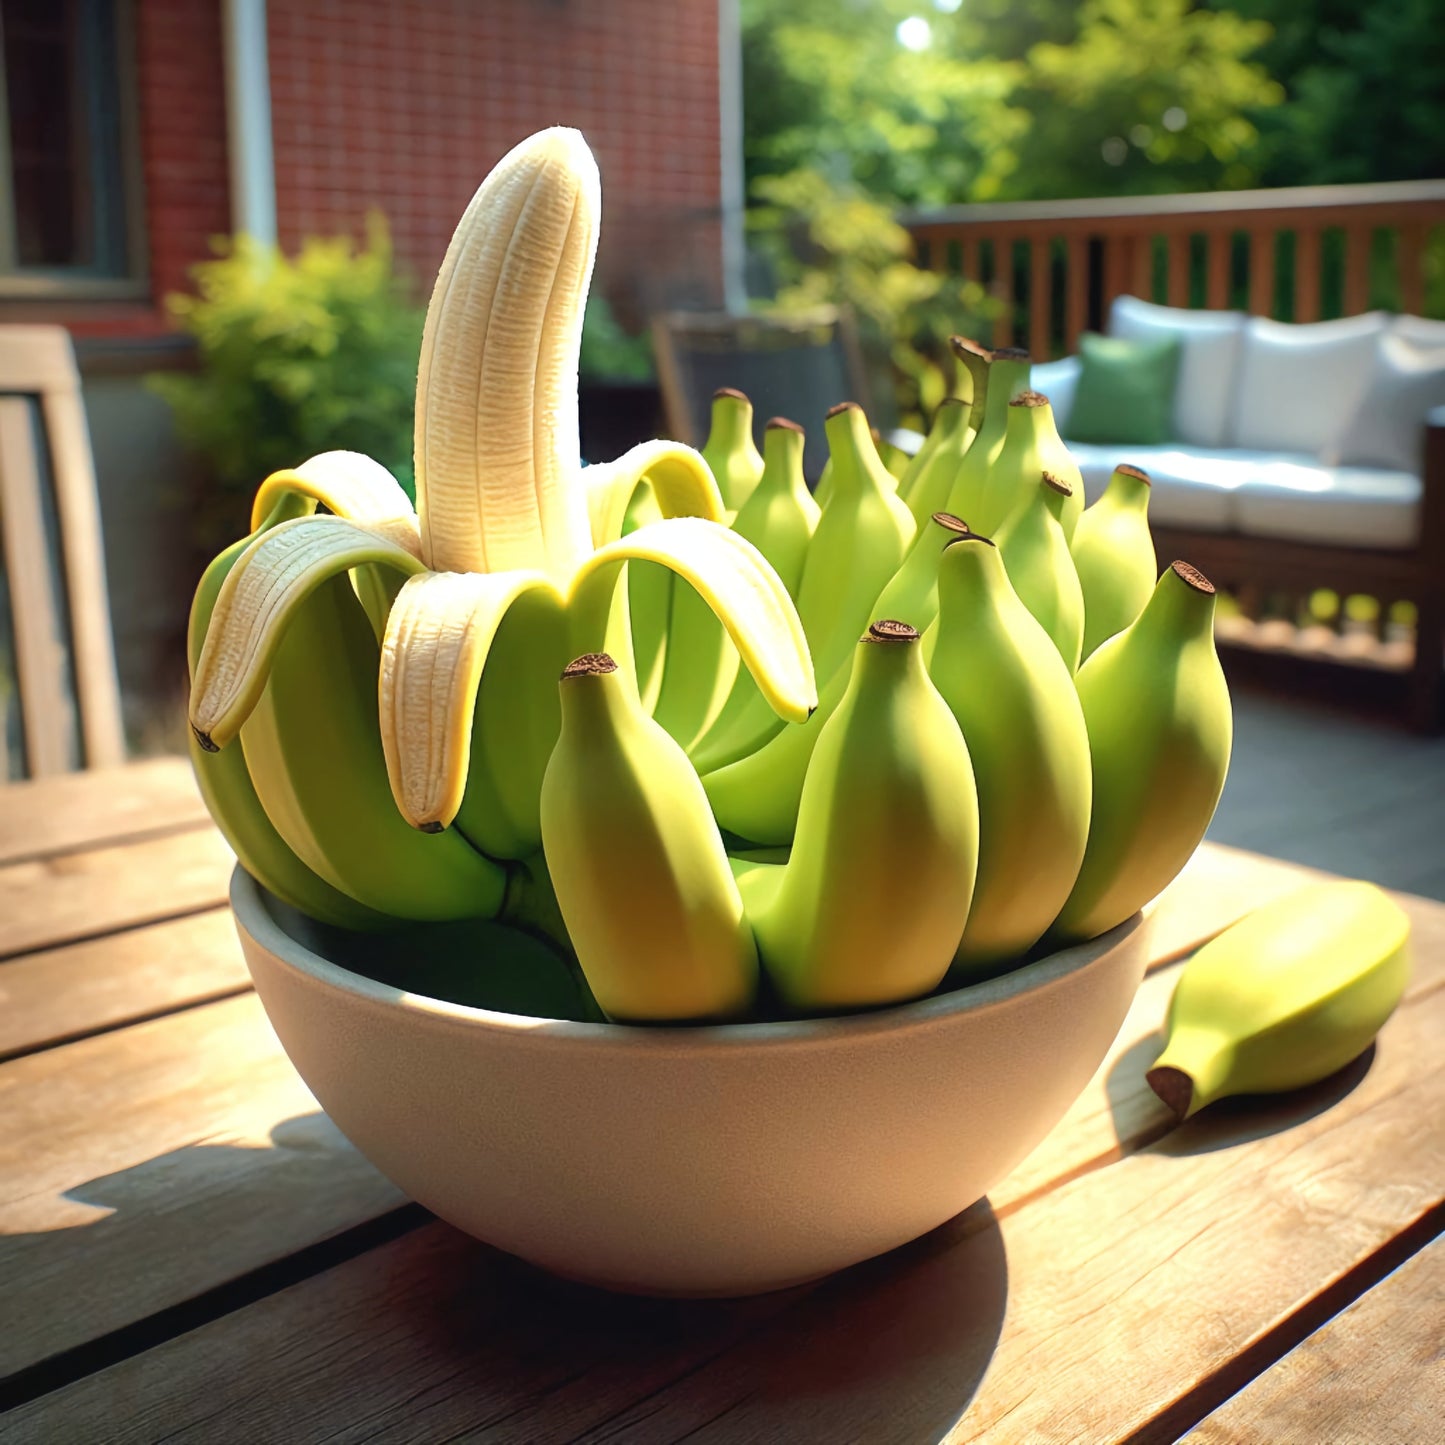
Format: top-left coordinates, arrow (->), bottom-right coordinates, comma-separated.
14,862 -> 1432,1445
0,993 -> 403,1379
0,908 -> 249,1061
0,757 -> 210,865
0,827 -> 234,959
1183,1236 -> 1444,1445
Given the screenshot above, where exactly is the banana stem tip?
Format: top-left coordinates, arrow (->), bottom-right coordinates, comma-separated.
1146,1065 -> 1195,1120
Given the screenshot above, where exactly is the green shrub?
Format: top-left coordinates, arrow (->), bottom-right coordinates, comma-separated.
579,292 -> 655,381
150,216 -> 424,557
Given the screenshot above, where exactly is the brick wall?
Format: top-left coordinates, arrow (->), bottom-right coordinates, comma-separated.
267,0 -> 724,316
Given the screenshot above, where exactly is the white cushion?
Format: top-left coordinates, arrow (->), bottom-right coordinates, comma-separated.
1107,295 -> 1245,448
1066,442 -> 1259,532
1063,440 -> 1420,549
1232,312 -> 1388,456
1323,333 -> 1445,474
1234,465 -> 1420,550
1392,314 -> 1445,349
1028,356 -> 1080,430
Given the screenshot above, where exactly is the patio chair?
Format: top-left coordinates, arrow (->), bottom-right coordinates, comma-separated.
0,325 -> 125,779
652,307 -> 877,482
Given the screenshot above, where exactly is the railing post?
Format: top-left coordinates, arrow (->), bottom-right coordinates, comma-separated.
1400,225 -> 1426,315
1206,229 -> 1231,309
1029,236 -> 1052,359
1065,235 -> 1088,352
1343,225 -> 1372,314
1294,227 -> 1322,322
1166,232 -> 1190,308
1248,228 -> 1276,317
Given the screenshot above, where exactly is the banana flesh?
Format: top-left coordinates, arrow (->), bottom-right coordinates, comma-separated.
540,653 -> 758,1021
1148,881 -> 1410,1118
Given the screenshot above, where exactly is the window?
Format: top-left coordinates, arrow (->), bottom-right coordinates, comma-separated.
0,0 -> 144,297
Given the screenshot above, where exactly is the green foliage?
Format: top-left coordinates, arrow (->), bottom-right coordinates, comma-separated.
749,169 -> 999,428
743,0 -> 1284,208
579,292 -> 655,382
150,217 -> 423,554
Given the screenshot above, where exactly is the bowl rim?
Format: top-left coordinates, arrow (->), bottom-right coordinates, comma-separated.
232,864 -> 1144,1051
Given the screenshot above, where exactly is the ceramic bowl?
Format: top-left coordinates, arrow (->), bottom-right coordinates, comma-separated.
232,867 -> 1150,1297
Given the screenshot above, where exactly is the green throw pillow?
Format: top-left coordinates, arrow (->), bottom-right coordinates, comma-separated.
1064,332 -> 1182,445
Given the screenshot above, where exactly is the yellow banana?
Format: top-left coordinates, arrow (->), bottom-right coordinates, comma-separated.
995,471 -> 1085,672
731,418 -> 820,596
1051,561 -> 1233,943
927,534 -> 1092,974
745,620 -> 979,1010
1070,463 -> 1157,663
1147,881 -> 1410,1118
540,652 -> 758,1021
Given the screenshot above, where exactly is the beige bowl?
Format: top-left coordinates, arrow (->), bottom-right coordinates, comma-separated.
233,867 -> 1150,1296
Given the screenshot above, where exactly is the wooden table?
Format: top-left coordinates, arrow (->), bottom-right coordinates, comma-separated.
2,759 -> 1441,1444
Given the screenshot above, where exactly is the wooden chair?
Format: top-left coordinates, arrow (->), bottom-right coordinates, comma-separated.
652,307 -> 875,482
0,325 -> 125,779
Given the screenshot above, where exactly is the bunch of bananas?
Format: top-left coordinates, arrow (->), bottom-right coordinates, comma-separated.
187,127 -> 1233,1025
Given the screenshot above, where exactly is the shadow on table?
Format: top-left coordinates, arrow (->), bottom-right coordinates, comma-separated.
400,1199 -> 1008,1445
1104,1035 -> 1376,1158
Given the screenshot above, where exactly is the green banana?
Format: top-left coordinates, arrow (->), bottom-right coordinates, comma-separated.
971,391 -> 1083,541
943,341 -> 1031,528
1051,561 -> 1233,944
701,387 -> 764,511
744,620 -> 979,1010
870,509 -> 971,634
622,484 -> 673,712
690,402 -> 913,774
732,418 -> 820,596
1147,881 -> 1410,1119
1033,394 -> 1085,541
813,456 -> 834,509
236,567 -> 511,920
187,517 -> 392,932
703,511 -> 972,847
647,404 -> 802,750
995,471 -> 1085,672
927,534 -> 1092,974
539,652 -> 758,1021
875,428 -> 911,482
1071,463 -> 1157,663
897,398 -> 973,527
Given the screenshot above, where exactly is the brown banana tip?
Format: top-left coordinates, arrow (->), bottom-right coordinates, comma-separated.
993,346 -> 1031,362
825,401 -> 862,419
562,652 -> 619,679
867,619 -> 920,643
765,416 -> 804,434
1117,463 -> 1152,485
1170,561 -> 1215,595
191,725 -> 220,754
945,532 -> 997,548
713,387 -> 749,403
418,821 -> 446,835
1010,390 -> 1050,408
932,511 -> 971,535
950,334 -> 994,362
1042,471 -> 1073,496
1146,1065 -> 1194,1120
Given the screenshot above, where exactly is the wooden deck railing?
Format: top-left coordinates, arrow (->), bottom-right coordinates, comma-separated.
905,180 -> 1445,358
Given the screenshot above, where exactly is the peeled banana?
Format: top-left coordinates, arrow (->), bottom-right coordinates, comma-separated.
1148,881 -> 1410,1118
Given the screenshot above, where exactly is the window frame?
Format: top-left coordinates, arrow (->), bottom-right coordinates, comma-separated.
0,0 -> 148,301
